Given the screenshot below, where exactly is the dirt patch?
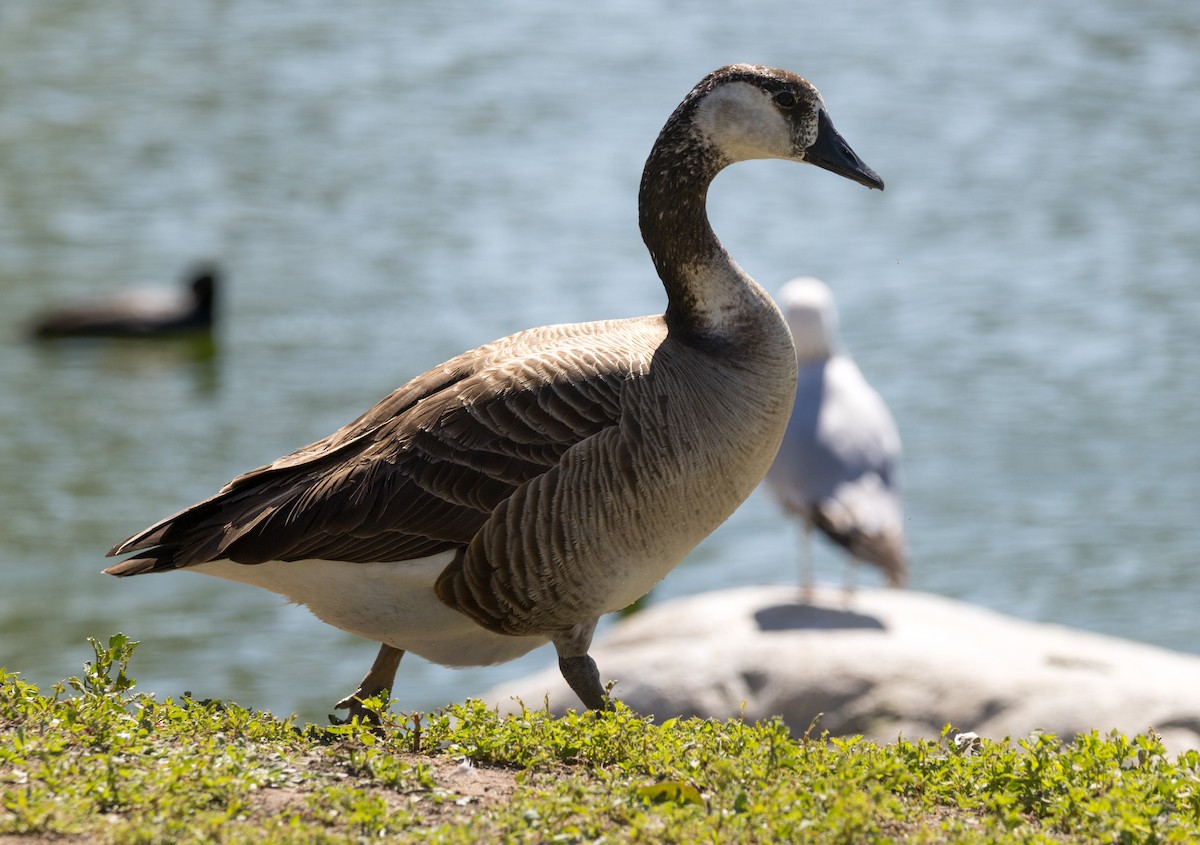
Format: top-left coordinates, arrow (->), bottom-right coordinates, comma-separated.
0,751 -> 531,844
423,753 -> 524,805
248,750 -> 528,826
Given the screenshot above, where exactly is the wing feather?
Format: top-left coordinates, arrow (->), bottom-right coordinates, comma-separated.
106,319 -> 661,576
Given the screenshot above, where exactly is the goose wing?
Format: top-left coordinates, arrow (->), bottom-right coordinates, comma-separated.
106,319 -> 656,574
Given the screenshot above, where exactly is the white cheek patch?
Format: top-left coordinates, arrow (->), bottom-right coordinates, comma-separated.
693,82 -> 794,161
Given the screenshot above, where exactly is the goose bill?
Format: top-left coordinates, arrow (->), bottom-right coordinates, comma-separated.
805,110 -> 884,191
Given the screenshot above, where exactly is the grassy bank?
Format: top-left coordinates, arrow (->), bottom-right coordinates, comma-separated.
2,635 -> 1198,843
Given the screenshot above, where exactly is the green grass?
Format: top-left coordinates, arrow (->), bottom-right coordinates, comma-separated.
2,635 -> 1198,843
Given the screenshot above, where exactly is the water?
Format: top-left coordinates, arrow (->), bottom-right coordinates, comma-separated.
1,0 -> 1197,722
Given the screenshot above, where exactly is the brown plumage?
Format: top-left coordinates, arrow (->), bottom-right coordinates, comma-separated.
106,64 -> 883,718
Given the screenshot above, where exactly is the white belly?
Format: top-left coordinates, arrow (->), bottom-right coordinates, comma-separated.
194,553 -> 547,667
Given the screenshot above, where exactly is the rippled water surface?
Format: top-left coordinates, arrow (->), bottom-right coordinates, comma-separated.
2,0 -> 1198,720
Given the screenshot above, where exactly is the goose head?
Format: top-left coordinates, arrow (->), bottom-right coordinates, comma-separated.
684,64 -> 883,188
641,65 -> 881,342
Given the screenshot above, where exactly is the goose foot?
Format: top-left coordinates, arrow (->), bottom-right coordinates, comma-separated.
335,644 -> 405,723
558,654 -> 613,711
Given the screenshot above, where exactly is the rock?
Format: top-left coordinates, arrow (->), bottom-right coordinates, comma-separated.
483,585 -> 1200,754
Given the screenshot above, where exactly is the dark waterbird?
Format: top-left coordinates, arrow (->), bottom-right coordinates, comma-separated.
28,264 -> 218,339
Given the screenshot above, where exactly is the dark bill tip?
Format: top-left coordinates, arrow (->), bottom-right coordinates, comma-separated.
805,110 -> 884,191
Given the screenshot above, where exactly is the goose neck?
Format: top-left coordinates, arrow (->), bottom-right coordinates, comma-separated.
638,125 -> 763,344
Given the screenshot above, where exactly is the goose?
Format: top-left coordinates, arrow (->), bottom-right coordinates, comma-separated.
765,276 -> 907,592
105,65 -> 883,719
28,264 -> 219,339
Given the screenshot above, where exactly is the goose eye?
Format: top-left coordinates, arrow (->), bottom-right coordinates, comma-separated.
773,90 -> 797,109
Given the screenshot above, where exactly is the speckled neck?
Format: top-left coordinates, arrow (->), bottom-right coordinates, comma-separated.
639,105 -> 724,328
638,98 -> 767,347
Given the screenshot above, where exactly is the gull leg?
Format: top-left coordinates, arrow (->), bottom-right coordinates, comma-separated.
336,643 -> 405,722
798,522 -> 816,603
842,559 -> 858,606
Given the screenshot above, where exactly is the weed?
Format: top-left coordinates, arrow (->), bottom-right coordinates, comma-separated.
2,636 -> 1199,843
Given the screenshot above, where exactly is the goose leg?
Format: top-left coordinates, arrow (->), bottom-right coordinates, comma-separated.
336,643 -> 405,721
554,622 -> 612,711
558,654 -> 612,711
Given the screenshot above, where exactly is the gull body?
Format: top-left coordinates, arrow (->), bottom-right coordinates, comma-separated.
766,277 -> 907,589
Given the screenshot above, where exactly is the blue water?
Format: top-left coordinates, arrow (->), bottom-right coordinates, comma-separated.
1,0 -> 1197,721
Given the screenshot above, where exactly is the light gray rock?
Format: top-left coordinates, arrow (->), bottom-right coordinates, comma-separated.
483,585 -> 1200,754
